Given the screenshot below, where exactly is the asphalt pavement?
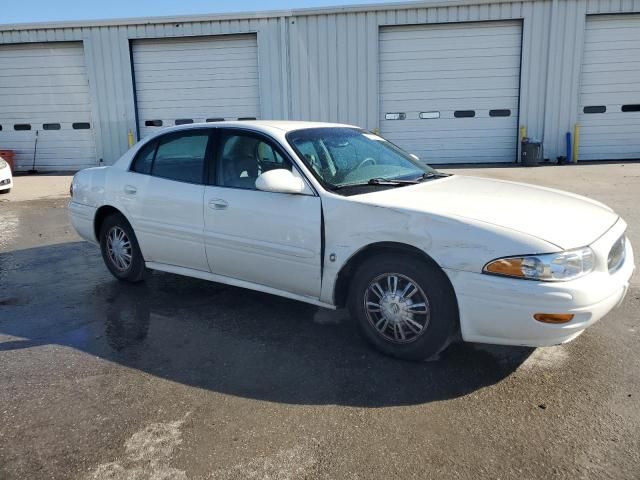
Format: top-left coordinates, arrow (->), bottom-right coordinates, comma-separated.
0,164 -> 638,479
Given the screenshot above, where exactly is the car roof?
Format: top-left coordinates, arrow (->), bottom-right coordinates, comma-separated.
147,120 -> 360,137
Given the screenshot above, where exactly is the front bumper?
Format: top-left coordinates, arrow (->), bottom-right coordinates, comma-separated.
445,219 -> 635,347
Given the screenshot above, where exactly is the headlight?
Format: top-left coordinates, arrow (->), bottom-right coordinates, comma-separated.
0,158 -> 7,169
483,247 -> 595,281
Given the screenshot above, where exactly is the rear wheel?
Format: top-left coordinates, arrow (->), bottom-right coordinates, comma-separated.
348,254 -> 458,361
99,213 -> 146,282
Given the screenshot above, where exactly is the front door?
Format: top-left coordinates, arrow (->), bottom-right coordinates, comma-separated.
203,129 -> 322,298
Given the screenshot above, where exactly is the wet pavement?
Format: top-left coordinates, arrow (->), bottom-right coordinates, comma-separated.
1,169 -> 639,479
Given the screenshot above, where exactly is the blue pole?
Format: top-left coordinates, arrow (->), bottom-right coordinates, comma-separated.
566,132 -> 572,163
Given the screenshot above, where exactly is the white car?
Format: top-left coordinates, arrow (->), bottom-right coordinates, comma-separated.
68,121 -> 634,360
0,156 -> 12,193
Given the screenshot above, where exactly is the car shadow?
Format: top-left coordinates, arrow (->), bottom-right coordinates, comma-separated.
0,241 -> 533,407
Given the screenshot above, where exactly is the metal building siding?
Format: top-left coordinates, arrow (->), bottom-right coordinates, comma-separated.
0,18 -> 287,165
0,41 -> 97,170
586,0 -> 640,13
541,0 -> 640,160
1,0 -> 640,167
286,2 -> 550,147
577,14 -> 640,160
287,11 -> 386,129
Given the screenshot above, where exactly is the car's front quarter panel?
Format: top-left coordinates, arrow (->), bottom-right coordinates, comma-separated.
321,193 -> 634,348
319,193 -> 558,305
448,218 -> 634,346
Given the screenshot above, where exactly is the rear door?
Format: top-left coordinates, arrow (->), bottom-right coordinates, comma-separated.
203,128 -> 322,298
123,129 -> 212,271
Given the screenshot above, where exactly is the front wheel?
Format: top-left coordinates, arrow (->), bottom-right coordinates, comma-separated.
348,254 -> 458,361
99,213 -> 146,282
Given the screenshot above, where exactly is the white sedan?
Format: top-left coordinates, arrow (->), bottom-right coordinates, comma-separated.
0,156 -> 12,193
69,121 -> 634,360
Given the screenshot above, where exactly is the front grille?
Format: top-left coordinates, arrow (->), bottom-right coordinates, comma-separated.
608,234 -> 626,274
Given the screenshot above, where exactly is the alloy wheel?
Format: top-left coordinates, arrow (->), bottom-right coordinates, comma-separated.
363,273 -> 430,344
106,226 -> 132,271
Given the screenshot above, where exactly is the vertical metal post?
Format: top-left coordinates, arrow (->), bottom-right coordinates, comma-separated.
572,123 -> 580,163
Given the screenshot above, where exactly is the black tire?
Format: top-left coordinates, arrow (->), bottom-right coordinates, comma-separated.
99,213 -> 146,283
348,253 -> 458,361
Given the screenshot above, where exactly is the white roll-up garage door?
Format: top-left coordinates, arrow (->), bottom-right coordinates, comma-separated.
379,21 -> 522,164
132,34 -> 260,138
578,15 -> 640,161
0,42 -> 97,171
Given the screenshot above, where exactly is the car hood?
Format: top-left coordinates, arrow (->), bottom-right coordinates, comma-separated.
354,175 -> 619,250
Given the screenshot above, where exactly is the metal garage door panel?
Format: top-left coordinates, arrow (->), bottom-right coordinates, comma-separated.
379,21 -> 522,164
578,15 -> 640,161
0,42 -> 97,171
132,35 -> 260,138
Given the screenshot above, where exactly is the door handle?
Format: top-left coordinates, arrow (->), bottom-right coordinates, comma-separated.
208,198 -> 228,210
124,185 -> 137,195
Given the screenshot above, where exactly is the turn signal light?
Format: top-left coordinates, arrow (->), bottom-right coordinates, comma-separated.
533,313 -> 574,324
484,258 -> 524,277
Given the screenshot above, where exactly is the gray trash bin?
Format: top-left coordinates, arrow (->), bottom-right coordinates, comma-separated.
521,139 -> 542,167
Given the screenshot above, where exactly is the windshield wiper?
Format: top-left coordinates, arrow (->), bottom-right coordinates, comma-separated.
367,177 -> 420,185
331,173 -> 450,191
417,171 -> 451,181
330,178 -> 416,191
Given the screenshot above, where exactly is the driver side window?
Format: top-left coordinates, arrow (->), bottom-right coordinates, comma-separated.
214,132 -> 292,190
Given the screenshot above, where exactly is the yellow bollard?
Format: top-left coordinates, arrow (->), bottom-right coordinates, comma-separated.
519,125 -> 527,141
128,129 -> 135,148
572,123 -> 580,163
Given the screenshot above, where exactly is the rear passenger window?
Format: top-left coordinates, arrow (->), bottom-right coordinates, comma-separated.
131,141 -> 157,175
152,132 -> 209,184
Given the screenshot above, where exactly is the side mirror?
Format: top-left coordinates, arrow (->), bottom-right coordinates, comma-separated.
255,169 -> 305,194
410,153 -> 420,161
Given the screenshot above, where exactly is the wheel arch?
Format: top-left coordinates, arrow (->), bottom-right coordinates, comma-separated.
94,205 -> 131,241
333,242 -> 454,309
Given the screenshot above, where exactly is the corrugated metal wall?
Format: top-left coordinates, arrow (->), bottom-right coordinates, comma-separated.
1,0 -> 640,165
0,18 -> 288,165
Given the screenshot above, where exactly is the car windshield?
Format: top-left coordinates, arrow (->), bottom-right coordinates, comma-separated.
286,127 -> 438,189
